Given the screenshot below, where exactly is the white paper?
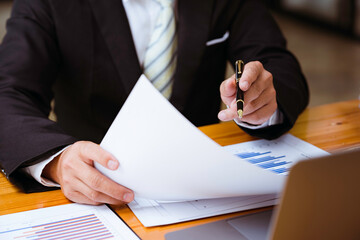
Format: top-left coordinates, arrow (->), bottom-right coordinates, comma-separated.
95,75 -> 287,201
129,195 -> 278,226
0,204 -> 139,240
128,134 -> 329,226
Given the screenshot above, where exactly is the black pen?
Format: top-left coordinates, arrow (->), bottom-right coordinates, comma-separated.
235,60 -> 244,118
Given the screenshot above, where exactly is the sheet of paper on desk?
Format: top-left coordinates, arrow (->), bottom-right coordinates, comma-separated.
0,203 -> 139,239
128,134 -> 329,226
96,75 -> 328,201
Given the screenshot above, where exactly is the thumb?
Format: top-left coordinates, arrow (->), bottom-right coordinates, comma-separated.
76,141 -> 119,170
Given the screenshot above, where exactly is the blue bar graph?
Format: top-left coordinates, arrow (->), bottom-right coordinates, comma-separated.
259,160 -> 288,169
271,168 -> 288,174
236,151 -> 271,159
248,155 -> 285,164
234,151 -> 290,174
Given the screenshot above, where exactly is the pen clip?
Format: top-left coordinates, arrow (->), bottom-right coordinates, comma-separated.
236,61 -> 242,74
235,60 -> 244,83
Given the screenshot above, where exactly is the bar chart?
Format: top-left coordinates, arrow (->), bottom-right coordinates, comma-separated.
0,204 -> 140,240
224,134 -> 329,175
1,213 -> 113,239
235,151 -> 289,174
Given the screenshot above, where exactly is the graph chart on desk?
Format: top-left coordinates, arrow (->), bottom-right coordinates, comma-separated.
0,204 -> 139,240
1,214 -> 113,239
223,134 -> 329,175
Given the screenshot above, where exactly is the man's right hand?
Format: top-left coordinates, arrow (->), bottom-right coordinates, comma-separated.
43,141 -> 134,205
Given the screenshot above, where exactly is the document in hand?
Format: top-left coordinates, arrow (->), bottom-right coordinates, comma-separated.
95,75 -> 327,201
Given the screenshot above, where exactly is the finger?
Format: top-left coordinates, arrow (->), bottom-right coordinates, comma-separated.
243,69 -> 273,104
59,177 -> 102,205
244,86 -> 276,116
220,75 -> 236,105
71,193 -> 102,205
74,141 -> 119,170
64,175 -> 128,205
218,100 -> 238,121
63,189 -> 102,205
241,100 -> 277,125
77,164 -> 134,203
74,178 -> 128,205
240,61 -> 263,91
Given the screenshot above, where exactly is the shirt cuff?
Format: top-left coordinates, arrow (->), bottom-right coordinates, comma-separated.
234,109 -> 284,129
22,146 -> 70,187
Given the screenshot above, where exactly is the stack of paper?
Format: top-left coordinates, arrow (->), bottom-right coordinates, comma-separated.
128,134 -> 328,226
95,75 -> 329,226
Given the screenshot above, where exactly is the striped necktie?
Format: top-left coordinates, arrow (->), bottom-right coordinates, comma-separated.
143,0 -> 177,99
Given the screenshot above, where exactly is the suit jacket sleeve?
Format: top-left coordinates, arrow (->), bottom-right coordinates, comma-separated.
228,0 -> 309,139
0,0 -> 77,192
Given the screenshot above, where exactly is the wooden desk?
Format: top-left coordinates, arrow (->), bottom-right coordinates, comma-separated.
1,99 -> 360,239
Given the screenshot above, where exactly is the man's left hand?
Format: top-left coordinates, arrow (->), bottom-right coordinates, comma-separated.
218,61 -> 277,125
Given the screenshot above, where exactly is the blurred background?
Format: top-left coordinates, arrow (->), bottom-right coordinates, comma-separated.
0,0 -> 359,107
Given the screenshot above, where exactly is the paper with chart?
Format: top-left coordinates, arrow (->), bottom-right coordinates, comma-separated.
223,133 -> 329,175
0,203 -> 139,240
128,134 -> 329,226
96,75 -> 329,201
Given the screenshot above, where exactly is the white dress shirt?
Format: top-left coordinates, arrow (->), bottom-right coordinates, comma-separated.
24,0 -> 282,187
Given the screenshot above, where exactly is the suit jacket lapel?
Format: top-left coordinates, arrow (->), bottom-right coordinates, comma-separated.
170,0 -> 215,112
88,0 -> 142,94
88,0 -> 215,112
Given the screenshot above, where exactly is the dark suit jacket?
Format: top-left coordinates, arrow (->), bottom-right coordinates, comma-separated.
0,0 -> 309,192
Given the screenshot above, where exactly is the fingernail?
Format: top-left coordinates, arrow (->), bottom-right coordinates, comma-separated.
123,192 -> 134,203
107,160 -> 118,170
218,111 -> 226,120
240,81 -> 249,90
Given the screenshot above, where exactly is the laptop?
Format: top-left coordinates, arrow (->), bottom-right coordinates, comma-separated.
165,150 -> 360,240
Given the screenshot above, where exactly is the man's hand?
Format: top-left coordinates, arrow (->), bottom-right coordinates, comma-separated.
218,61 -> 277,125
43,141 -> 134,205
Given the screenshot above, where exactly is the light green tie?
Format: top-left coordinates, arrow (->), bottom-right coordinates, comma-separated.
143,0 -> 177,99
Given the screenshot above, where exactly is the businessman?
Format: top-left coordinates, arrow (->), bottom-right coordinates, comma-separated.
0,0 -> 308,205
